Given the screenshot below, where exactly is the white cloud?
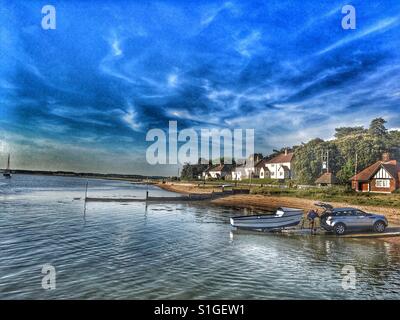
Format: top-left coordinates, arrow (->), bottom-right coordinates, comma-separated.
112,38 -> 123,57
122,106 -> 141,132
167,73 -> 178,87
235,30 -> 262,57
318,17 -> 400,55
201,2 -> 236,27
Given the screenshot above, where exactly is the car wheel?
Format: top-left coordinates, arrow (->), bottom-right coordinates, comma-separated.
373,221 -> 386,233
334,223 -> 346,235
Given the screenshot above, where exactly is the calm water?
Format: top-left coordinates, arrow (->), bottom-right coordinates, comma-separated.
1,174 -> 400,299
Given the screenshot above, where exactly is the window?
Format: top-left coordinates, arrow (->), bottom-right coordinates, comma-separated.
335,210 -> 353,216
354,210 -> 366,216
375,179 -> 390,188
342,210 -> 353,216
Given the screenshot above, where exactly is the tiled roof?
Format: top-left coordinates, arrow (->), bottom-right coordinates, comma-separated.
255,159 -> 268,168
350,160 -> 400,181
382,161 -> 400,180
233,159 -> 265,170
266,152 -> 294,164
207,164 -> 233,172
315,172 -> 339,184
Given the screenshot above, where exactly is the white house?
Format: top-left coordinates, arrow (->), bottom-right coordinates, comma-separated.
257,160 -> 270,179
231,155 -> 264,181
261,150 -> 295,180
203,164 -> 233,180
232,163 -> 256,181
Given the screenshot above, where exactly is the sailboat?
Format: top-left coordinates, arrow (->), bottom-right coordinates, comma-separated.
3,154 -> 11,178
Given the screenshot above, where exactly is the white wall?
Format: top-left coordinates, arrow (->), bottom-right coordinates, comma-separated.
265,162 -> 292,179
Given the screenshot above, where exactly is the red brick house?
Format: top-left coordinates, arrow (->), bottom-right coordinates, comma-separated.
350,153 -> 400,193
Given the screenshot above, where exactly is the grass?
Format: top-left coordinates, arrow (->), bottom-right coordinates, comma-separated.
251,185 -> 400,209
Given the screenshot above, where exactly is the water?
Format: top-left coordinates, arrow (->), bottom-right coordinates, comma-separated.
0,174 -> 400,299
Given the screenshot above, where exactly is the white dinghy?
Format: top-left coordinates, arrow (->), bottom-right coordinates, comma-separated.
230,207 -> 304,231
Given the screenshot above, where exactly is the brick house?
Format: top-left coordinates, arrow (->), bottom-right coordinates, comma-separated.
350,153 -> 400,193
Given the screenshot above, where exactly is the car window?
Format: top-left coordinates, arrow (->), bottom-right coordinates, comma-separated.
354,210 -> 365,216
343,210 -> 355,216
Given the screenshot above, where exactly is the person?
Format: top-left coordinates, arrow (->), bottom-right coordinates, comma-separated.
307,209 -> 319,235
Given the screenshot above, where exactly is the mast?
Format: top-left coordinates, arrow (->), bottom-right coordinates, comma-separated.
6,154 -> 10,170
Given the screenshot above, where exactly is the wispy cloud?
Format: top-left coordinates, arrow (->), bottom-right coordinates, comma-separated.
235,30 -> 262,57
167,73 -> 178,88
121,104 -> 142,132
2,0 -> 400,174
318,17 -> 400,55
200,1 -> 236,27
112,38 -> 123,57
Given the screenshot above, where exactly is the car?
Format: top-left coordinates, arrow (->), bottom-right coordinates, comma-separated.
319,207 -> 388,235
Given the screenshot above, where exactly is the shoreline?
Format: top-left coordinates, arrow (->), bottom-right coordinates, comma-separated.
159,182 -> 400,244
158,182 -> 400,225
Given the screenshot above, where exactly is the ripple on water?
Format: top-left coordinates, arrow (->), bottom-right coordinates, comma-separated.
1,175 -> 400,299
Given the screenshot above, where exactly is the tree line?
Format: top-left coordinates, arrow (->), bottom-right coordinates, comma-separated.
180,118 -> 400,184
293,118 -> 400,184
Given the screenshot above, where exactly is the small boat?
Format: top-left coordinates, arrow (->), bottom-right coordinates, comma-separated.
230,207 -> 304,231
3,154 -> 11,178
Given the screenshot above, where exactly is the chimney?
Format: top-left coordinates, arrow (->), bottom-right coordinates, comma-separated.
382,152 -> 391,162
284,149 -> 288,156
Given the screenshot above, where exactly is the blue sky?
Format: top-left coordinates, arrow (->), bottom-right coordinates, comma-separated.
1,0 -> 400,175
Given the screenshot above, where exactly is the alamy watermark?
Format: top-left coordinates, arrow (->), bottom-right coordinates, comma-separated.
342,5 -> 356,30
39,4 -> 355,32
145,121 -> 254,165
41,5 -> 56,30
41,264 -> 56,290
341,265 -> 356,290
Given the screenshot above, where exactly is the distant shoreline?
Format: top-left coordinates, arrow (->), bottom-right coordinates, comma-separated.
3,169 -> 165,182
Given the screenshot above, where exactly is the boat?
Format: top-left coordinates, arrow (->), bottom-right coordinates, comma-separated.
3,154 -> 11,178
230,207 -> 304,231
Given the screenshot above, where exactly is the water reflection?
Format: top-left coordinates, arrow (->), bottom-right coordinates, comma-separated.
0,174 -> 399,299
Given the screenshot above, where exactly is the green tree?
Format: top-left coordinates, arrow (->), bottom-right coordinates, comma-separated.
334,126 -> 367,139
336,159 -> 355,183
293,138 -> 327,184
276,117 -> 395,185
369,118 -> 387,137
180,162 -> 208,180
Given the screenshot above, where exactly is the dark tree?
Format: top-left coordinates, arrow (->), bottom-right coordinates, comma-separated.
334,126 -> 367,139
369,118 -> 387,137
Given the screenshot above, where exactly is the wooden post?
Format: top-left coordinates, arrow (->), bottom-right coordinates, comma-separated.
83,180 -> 89,216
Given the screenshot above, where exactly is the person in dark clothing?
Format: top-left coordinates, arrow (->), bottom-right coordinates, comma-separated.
307,209 -> 319,235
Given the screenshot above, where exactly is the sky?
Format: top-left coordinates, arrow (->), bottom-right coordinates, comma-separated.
1,0 -> 400,175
